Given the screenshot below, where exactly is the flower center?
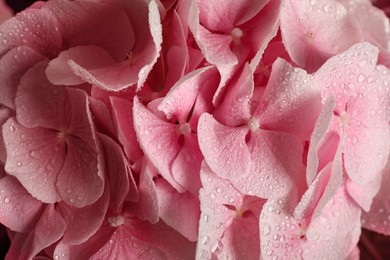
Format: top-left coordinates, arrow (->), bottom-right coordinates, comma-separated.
339,111 -> 350,127
179,122 -> 192,135
231,27 -> 243,44
108,215 -> 125,227
304,32 -> 315,43
248,117 -> 260,132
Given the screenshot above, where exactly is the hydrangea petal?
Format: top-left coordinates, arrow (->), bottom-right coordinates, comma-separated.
0,175 -> 43,233
155,179 -> 200,241
0,46 -> 44,109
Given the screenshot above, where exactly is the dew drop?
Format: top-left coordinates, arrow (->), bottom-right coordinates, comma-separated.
9,125 -> 15,132
17,161 -> 23,167
210,193 -> 216,199
4,197 -> 10,203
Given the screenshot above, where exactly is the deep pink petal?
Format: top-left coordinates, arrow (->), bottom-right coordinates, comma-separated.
155,178 -> 200,241
46,45 -> 116,86
99,133 -> 137,213
15,61 -> 71,130
6,204 -> 66,260
0,8 -> 62,59
126,157 -> 159,224
0,175 -> 43,233
0,0 -> 12,23
3,118 -> 64,203
0,46 -> 44,109
110,97 -> 143,163
197,0 -> 268,32
57,184 -> 109,246
42,0 -> 134,61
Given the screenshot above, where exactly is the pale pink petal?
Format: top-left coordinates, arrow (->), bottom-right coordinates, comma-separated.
0,175 -> 43,233
294,146 -> 343,221
0,46 -> 45,109
315,43 -> 390,185
361,158 -> 390,235
258,58 -> 322,141
280,0 -> 362,71
244,130 -> 306,199
306,96 -> 337,184
196,162 -> 243,259
155,178 -> 200,241
198,113 -> 251,183
260,185 -> 361,259
213,63 -> 253,127
54,219 -> 196,260
338,0 -> 389,49
158,66 -> 215,122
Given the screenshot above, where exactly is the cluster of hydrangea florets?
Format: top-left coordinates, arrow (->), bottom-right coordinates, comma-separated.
0,0 -> 390,259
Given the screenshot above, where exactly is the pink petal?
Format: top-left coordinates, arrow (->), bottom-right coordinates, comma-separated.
197,113 -> 251,184
0,0 -> 12,24
6,204 -> 66,260
110,97 -> 143,163
133,97 -> 184,192
3,117 -> 64,203
196,162 -> 243,259
0,8 -> 62,58
158,66 -> 215,122
361,158 -> 390,235
155,178 -> 200,241
0,175 -> 43,233
57,184 -> 109,246
15,61 -> 71,130
315,43 -> 390,185
244,130 -> 306,199
42,0 -> 135,61
258,58 -> 322,141
125,157 -> 159,224
171,134 -> 203,194
197,0 -> 268,32
99,133 -> 137,213
0,107 -> 12,163
294,146 -> 343,221
260,185 -> 361,259
280,0 -> 362,71
306,96 -> 337,184
0,46 -> 44,109
213,63 -> 254,127
46,45 -> 116,86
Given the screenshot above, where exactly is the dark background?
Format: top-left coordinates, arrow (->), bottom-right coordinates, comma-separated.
5,0 -> 46,13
